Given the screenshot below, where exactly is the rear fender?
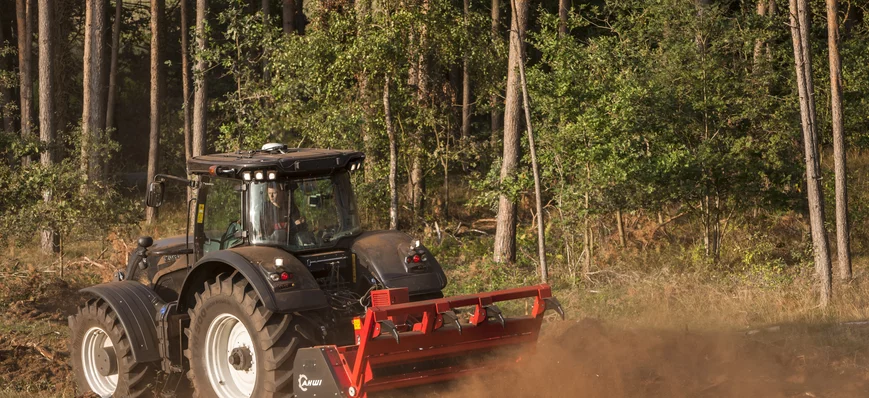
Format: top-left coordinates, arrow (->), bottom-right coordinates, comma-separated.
79,281 -> 166,364
176,246 -> 328,313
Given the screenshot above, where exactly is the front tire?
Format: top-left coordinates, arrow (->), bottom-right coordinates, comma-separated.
69,298 -> 156,398
185,272 -> 303,398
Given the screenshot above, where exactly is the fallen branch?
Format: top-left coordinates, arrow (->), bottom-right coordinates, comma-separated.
82,256 -> 108,269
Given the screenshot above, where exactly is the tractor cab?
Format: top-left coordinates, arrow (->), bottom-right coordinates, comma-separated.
148,143 -> 366,260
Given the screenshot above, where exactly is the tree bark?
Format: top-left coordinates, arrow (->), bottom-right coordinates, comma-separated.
490,0 -> 501,146
106,0 -> 122,133
181,0 -> 192,164
82,0 -> 107,185
384,77 -> 399,230
461,0 -> 471,142
789,0 -> 832,306
493,0 -> 527,264
0,18 -> 14,134
558,0 -> 568,37
16,0 -> 33,162
283,0 -> 295,34
753,0 -> 767,72
38,0 -> 57,254
826,0 -> 850,280
192,0 -> 207,157
616,209 -> 626,247
512,2 -> 547,281
146,0 -> 164,224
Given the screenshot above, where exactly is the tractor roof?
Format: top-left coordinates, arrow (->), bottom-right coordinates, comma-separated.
187,145 -> 365,179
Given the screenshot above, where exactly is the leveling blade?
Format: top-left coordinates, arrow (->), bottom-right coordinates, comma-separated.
294,284 -> 564,398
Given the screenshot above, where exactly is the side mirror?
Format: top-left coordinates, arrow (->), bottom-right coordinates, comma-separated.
307,194 -> 322,208
146,181 -> 165,208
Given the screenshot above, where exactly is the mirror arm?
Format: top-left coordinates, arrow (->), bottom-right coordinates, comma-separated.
155,173 -> 198,188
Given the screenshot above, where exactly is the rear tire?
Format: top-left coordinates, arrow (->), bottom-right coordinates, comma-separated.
69,298 -> 156,398
185,271 -> 303,398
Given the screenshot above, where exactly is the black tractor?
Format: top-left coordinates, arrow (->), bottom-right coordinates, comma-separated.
69,144 -> 448,397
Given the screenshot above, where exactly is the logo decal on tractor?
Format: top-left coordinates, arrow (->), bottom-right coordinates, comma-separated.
298,374 -> 322,391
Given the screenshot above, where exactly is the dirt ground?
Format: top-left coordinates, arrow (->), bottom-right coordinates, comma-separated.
2,276 -> 869,397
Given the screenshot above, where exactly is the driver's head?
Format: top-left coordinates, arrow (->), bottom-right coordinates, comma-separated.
267,185 -> 286,207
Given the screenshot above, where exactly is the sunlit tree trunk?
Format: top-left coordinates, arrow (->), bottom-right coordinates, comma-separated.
789,0 -> 832,306
753,0 -> 767,72
384,77 -> 399,230
38,0 -> 57,254
493,0 -> 527,264
826,0 -> 850,280
82,0 -> 107,186
192,0 -> 207,158
146,0 -> 164,224
16,0 -> 33,164
616,209 -> 626,248
558,0 -> 568,37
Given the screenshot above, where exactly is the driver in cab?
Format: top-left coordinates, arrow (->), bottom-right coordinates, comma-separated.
263,184 -> 306,235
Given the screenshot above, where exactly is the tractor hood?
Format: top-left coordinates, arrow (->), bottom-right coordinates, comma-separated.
350,231 -> 447,296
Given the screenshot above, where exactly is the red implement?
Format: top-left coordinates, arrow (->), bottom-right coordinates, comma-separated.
293,284 -> 563,397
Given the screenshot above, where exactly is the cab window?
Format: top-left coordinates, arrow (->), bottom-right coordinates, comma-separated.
202,177 -> 242,253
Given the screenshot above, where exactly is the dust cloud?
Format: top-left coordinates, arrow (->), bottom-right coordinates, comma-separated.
433,319 -> 869,398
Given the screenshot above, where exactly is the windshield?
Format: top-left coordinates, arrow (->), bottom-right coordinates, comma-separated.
245,171 -> 361,251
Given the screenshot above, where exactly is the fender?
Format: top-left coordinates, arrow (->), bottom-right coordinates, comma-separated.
351,231 -> 447,295
80,281 -> 166,364
176,246 -> 328,313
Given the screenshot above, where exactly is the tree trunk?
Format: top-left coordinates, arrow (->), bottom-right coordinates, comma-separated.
282,0 -> 295,34
461,0 -> 471,142
82,0 -> 107,185
181,0 -> 192,163
789,0 -> 832,306
489,0 -> 501,146
616,209 -> 626,248
753,0 -> 767,72
0,18 -> 14,134
493,0 -> 527,264
146,0 -> 164,224
826,0 -> 850,280
384,77 -> 399,230
558,0 -> 568,37
410,0 -> 429,219
513,6 -> 547,282
38,0 -> 57,254
192,0 -> 207,158
106,0 -> 122,133
16,0 -> 33,163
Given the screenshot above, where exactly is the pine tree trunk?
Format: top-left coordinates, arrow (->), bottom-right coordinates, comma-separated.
283,0 -> 295,34
16,0 -> 33,163
384,77 -> 399,230
493,0 -> 527,264
0,18 -> 14,134
753,0 -> 767,72
181,0 -> 192,163
146,0 -> 164,224
82,0 -> 107,185
789,0 -> 832,306
513,13 -> 547,282
192,0 -> 207,157
558,0 -> 568,37
461,0 -> 471,142
616,209 -> 626,248
106,0 -> 122,133
826,0 -> 851,280
38,0 -> 57,254
489,0 -> 501,146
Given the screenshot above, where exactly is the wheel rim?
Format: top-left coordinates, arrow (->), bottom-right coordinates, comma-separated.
205,313 -> 257,398
82,326 -> 118,397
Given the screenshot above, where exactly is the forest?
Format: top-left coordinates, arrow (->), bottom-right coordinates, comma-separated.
2,0 -> 869,396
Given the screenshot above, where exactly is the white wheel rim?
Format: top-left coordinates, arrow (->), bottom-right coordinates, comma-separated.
82,326 -> 118,397
205,313 -> 257,398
